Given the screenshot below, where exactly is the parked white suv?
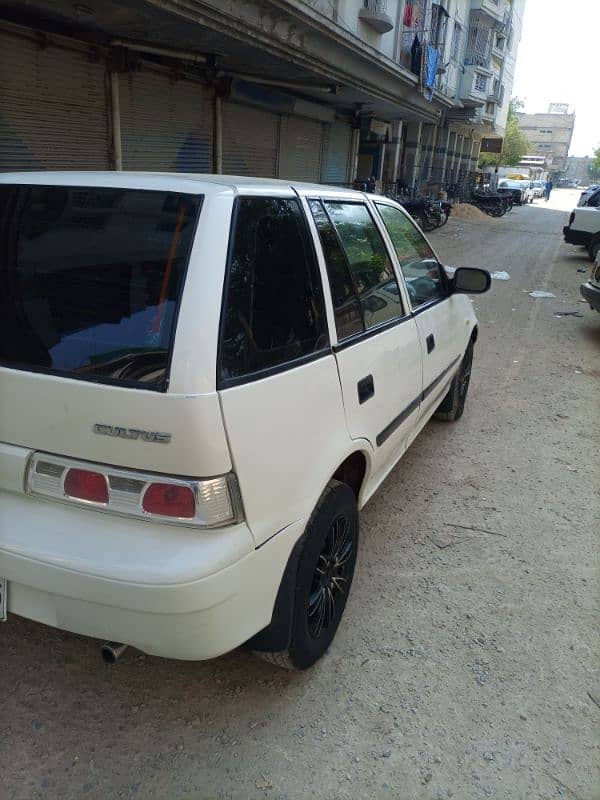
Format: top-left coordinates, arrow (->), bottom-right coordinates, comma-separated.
563,195 -> 600,261
0,173 -> 490,670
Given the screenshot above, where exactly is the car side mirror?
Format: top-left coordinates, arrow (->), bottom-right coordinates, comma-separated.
453,267 -> 491,294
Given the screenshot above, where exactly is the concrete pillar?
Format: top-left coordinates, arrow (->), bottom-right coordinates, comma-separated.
426,124 -> 438,181
110,71 -> 122,171
451,134 -> 464,182
402,121 -> 422,192
214,94 -> 223,174
458,136 -> 472,183
447,132 -> 459,183
348,127 -> 360,184
471,139 -> 481,171
377,143 -> 386,182
440,128 -> 452,185
390,120 -> 404,185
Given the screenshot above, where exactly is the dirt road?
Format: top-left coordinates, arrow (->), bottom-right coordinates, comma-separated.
2,189 -> 598,800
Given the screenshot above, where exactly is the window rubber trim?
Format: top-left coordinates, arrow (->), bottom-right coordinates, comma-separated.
376,355 -> 461,447
332,313 -> 415,353
218,347 -> 332,390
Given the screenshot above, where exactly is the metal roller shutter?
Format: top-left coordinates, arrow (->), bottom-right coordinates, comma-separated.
222,102 -> 279,177
279,115 -> 323,182
0,26 -> 110,171
321,119 -> 351,185
119,67 -> 213,172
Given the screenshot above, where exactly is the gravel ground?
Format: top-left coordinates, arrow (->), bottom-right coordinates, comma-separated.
1,189 -> 598,800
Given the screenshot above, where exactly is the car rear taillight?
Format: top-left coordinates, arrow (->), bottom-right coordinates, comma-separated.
142,483 -> 195,518
26,453 -> 243,528
569,212 -> 575,225
64,468 -> 109,504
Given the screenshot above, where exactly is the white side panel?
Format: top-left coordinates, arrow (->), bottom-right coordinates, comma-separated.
334,319 -> 422,479
413,294 -> 474,418
219,356 -> 362,545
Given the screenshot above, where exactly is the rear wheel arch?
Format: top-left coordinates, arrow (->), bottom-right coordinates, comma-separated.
247,451 -> 368,657
332,450 -> 368,502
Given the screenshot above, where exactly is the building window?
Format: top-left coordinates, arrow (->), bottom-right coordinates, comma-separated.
430,3 -> 449,48
465,14 -> 492,66
486,102 -> 495,115
451,22 -> 463,61
474,73 -> 487,93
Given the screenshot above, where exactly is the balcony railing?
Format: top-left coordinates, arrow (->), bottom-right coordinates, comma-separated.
464,13 -> 492,67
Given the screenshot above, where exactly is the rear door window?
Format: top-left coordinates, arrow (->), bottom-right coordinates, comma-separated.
319,201 -> 405,331
0,185 -> 201,390
218,197 -> 329,385
376,203 -> 448,308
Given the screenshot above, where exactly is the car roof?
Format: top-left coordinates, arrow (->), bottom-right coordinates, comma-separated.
0,171 -> 368,199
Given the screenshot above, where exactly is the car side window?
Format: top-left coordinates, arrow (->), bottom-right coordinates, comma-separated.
588,190 -> 600,208
219,197 -> 329,384
308,200 -> 364,340
320,201 -> 405,331
376,203 -> 447,308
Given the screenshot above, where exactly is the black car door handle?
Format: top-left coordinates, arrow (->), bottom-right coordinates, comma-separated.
426,334 -> 435,354
357,375 -> 375,404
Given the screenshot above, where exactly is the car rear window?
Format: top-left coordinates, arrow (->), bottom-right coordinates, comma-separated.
0,185 -> 201,390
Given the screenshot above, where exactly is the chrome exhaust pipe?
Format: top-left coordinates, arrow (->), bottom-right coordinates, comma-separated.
101,641 -> 128,664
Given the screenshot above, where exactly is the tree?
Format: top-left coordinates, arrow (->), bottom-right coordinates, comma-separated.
478,98 -> 529,169
589,145 -> 600,181
500,114 -> 530,166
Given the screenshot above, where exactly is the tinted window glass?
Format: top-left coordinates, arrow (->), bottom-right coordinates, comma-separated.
219,197 -> 328,382
308,199 -> 364,340
376,203 -> 447,308
323,202 -> 404,329
0,185 -> 200,389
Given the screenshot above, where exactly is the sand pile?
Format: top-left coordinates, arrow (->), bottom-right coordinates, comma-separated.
451,202 -> 499,222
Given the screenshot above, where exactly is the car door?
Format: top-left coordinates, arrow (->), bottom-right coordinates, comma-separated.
374,201 -> 465,422
305,197 -> 422,479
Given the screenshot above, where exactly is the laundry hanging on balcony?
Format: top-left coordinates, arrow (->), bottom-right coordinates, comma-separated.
423,45 -> 439,101
403,2 -> 421,28
410,35 -> 422,76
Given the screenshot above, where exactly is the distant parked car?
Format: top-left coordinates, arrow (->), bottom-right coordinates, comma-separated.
580,253 -> 600,312
578,185 -> 600,207
531,180 -> 545,199
498,179 -> 532,205
517,180 -> 535,203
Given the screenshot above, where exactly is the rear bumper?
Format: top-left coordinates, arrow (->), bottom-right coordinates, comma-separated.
580,281 -> 600,312
1,487 -> 305,660
563,226 -> 591,246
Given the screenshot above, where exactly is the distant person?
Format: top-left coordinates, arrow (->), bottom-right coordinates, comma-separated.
545,178 -> 553,201
490,167 -> 499,192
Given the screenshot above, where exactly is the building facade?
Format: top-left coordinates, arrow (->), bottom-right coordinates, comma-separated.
515,106 -> 575,178
565,156 -> 595,185
0,0 -> 525,194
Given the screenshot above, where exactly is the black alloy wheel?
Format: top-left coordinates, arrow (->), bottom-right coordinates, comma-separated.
435,342 -> 474,422
253,480 -> 359,670
307,513 -> 354,639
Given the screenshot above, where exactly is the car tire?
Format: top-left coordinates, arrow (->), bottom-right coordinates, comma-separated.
254,480 -> 359,670
435,342 -> 474,422
588,235 -> 600,262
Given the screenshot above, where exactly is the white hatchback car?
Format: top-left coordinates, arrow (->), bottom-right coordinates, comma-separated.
0,173 -> 490,670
